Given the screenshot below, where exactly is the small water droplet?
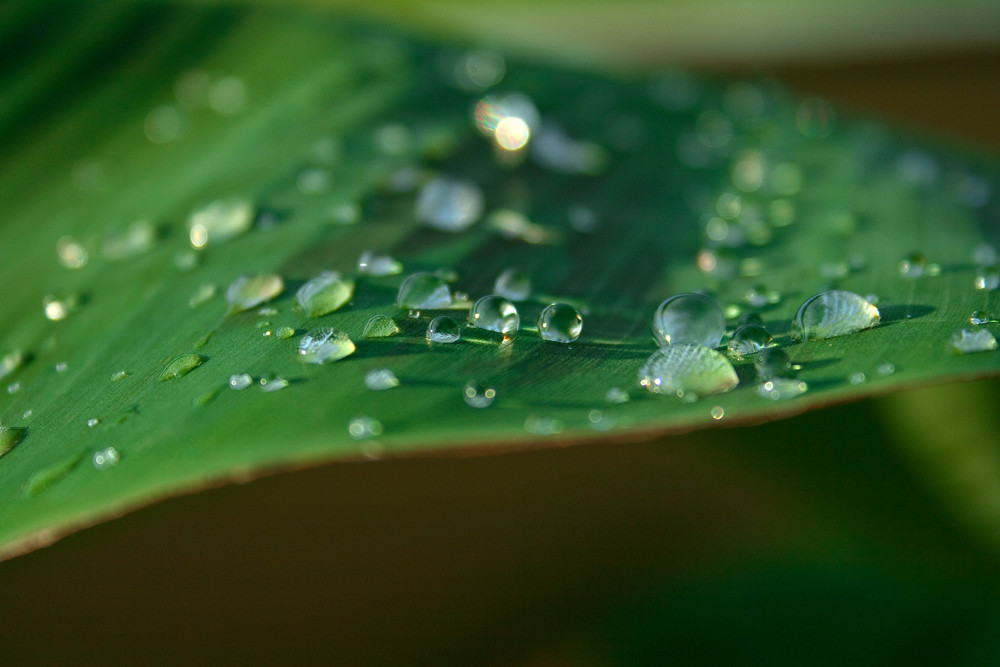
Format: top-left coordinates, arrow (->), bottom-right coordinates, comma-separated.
744,284 -> 780,308
452,48 -> 506,90
494,268 -> 531,301
587,409 -> 616,431
485,209 -> 560,245
298,328 -> 355,364
43,295 -> 76,321
225,274 -> 284,314
259,376 -> 289,392
469,296 -> 519,334
652,293 -> 726,348
86,418 -> 100,428
0,426 -> 28,459
229,373 -> 253,390
294,271 -> 354,317
363,315 -> 400,338
727,325 -> 774,360
524,415 -> 564,435
7,381 -> 21,394
22,409 -> 32,419
56,236 -> 88,269
848,372 -> 867,385
110,370 -> 128,382
605,387 -> 630,404
415,177 -> 483,232
348,415 -> 383,439
276,326 -> 296,340
792,291 -> 880,341
0,350 -> 24,381
189,284 -> 217,308
102,219 -> 157,260
396,272 -> 452,309
159,354 -> 206,381
710,406 -> 725,420
54,361 -> 68,373
754,348 -> 793,379
538,303 -> 582,343
531,123 -> 607,174
898,252 -> 940,278
638,344 -> 739,397
950,328 -> 998,354
463,381 -> 497,408
975,266 -> 1000,290
971,310 -> 992,325
756,378 -> 809,400
92,446 -> 121,470
358,250 -> 403,276
364,368 -> 399,391
877,362 -> 896,376
426,315 -> 461,343
188,198 -> 254,248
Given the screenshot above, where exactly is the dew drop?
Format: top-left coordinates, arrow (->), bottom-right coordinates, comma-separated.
950,328 -> 998,354
494,268 -> 531,301
396,272 -> 452,309
463,381 -> 497,408
531,123 -> 607,175
188,198 -> 254,248
727,325 -> 775,360
971,310 -> 992,325
975,265 -> 1000,290
744,284 -> 780,308
189,284 -> 217,308
877,362 -> 896,376
225,274 -> 284,314
756,378 -> 809,400
538,303 -> 583,343
0,350 -> 24,380
710,406 -> 725,420
92,446 -> 121,470
469,295 -> 519,334
426,315 -> 461,343
110,370 -> 128,382
348,415 -> 383,439
897,252 -> 940,278
0,426 -> 28,459
363,315 -> 400,338
605,387 -> 630,404
415,177 -> 483,232
259,376 -> 289,392
43,295 -> 76,321
159,354 -> 206,381
754,348 -> 792,380
364,368 -> 399,391
276,326 -> 296,340
638,344 -> 739,397
848,372 -> 867,385
298,328 -> 355,364
87,418 -> 100,428
102,219 -> 158,261
22,410 -> 32,419
652,293 -> 726,348
56,236 -> 88,269
54,361 -> 68,373
7,381 -> 21,394
229,373 -> 253,390
791,290 -> 880,341
358,250 -> 403,276
294,271 -> 354,317
524,415 -> 564,435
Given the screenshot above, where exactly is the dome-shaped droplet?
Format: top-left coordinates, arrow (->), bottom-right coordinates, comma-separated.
363,315 -> 400,338
396,272 -> 452,309
226,274 -> 284,315
638,344 -> 739,397
416,177 -> 483,232
364,368 -> 399,391
971,310 -> 992,325
294,271 -> 354,317
188,198 -> 254,248
229,373 -> 253,390
463,381 -> 496,408
538,303 -> 582,343
791,290 -> 879,341
358,250 -> 403,276
298,328 -> 355,364
469,295 -> 519,334
494,268 -> 531,301
975,265 -> 999,290
652,293 -> 725,348
427,315 -> 461,343
0,350 -> 24,381
950,328 -> 998,354
727,324 -> 774,360
92,446 -> 121,470
348,415 -> 383,439
159,354 -> 206,382
754,347 -> 792,379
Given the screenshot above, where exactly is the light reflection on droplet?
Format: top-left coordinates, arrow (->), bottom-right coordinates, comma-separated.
56,236 -> 88,269
494,116 -> 530,151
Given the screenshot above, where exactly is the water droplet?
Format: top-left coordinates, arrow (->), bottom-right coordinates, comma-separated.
975,265 -> 1000,290
43,295 -> 76,321
452,49 -> 506,90
792,290 -> 880,341
189,284 -> 217,308
364,368 -> 399,391
259,376 -> 289,392
754,348 -> 792,379
298,328 -> 355,364
587,409 -> 616,431
877,362 -> 896,376
348,415 -> 383,439
415,177 -> 483,232
396,272 -> 452,309
737,312 -> 764,328
950,328 -> 998,354
22,409 -> 32,419
188,198 -> 254,248
494,268 -> 531,301
358,250 -> 403,276
229,373 -> 253,390
971,310 -> 992,325
0,426 -> 28,459
54,361 -> 68,373
159,354 -> 206,381
363,315 -> 400,338
7,381 -> 21,394
756,378 -> 809,400
294,271 -> 354,317
710,406 -> 725,420
276,326 -> 296,340
469,296 -> 519,334
485,209 -> 560,245
898,252 -> 940,278
92,446 -> 121,470
426,315 -> 461,343
225,274 -> 284,315
727,325 -> 774,360
744,284 -> 780,308
524,415 -> 564,435
638,344 -> 739,397
538,303 -> 583,343
110,370 -> 128,382
605,387 -> 630,404
103,219 -> 158,260
0,350 -> 24,381
652,293 -> 726,348
463,381 -> 497,408
56,236 -> 88,269
87,418 -> 100,428
473,93 -> 540,137
848,372 -> 867,385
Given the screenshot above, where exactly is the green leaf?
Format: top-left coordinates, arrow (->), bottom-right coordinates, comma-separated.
1,1 -> 999,559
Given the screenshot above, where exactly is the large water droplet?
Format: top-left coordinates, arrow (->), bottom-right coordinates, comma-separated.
950,328 -> 998,354
756,378 -> 809,400
652,293 -> 725,348
348,416 -> 383,439
0,426 -> 27,459
159,354 -> 206,381
463,381 -> 497,408
727,325 -> 775,360
396,272 -> 452,309
226,274 -> 284,314
298,328 -> 355,364
494,268 -> 531,301
92,446 -> 121,470
294,271 -> 354,317
791,291 -> 879,341
358,250 -> 403,276
188,198 -> 254,248
538,303 -> 582,343
427,315 -> 461,343
365,368 -> 399,391
638,344 -> 739,397
415,177 -> 483,232
469,296 -> 519,334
